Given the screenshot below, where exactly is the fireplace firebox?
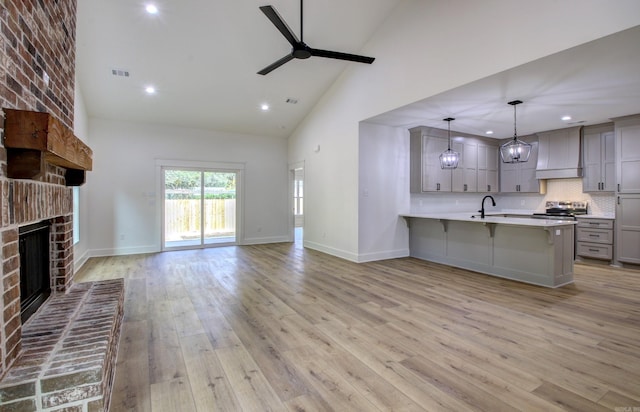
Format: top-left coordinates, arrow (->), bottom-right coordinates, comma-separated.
19,221 -> 51,323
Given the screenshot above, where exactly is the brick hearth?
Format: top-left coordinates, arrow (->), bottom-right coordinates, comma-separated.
0,279 -> 124,411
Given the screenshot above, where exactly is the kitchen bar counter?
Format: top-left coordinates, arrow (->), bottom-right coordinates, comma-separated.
401,212 -> 578,227
401,213 -> 576,288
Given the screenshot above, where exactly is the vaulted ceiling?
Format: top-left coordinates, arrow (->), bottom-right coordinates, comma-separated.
75,0 -> 402,138
76,1 -> 640,141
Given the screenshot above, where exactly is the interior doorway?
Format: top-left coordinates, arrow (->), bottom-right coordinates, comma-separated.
292,165 -> 304,244
162,167 -> 238,250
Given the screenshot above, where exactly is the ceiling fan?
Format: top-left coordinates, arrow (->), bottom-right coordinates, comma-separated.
257,0 -> 375,75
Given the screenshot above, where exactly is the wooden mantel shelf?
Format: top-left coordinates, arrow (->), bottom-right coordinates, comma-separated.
2,109 -> 93,186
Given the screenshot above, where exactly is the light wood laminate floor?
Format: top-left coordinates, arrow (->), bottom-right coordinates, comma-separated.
74,242 -> 640,411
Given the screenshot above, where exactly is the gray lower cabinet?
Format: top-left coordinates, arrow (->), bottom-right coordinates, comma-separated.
576,218 -> 614,261
614,115 -> 640,265
616,194 -> 640,264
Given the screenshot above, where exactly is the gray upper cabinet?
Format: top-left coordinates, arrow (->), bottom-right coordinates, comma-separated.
452,140 -> 478,192
477,144 -> 499,193
500,139 -> 540,193
615,116 -> 640,193
582,124 -> 615,192
410,126 -> 499,193
410,128 -> 451,192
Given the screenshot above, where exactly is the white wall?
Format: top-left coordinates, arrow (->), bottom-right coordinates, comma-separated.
288,0 -> 640,261
87,117 -> 289,257
73,80 -> 91,271
357,122 -> 409,262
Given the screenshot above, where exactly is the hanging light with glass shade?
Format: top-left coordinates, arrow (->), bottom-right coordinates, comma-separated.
500,100 -> 531,163
439,117 -> 459,169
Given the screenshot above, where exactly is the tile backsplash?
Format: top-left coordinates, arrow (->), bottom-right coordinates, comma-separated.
410,178 -> 616,216
541,178 -> 615,215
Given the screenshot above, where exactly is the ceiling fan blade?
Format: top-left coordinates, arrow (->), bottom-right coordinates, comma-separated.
259,5 -> 299,47
309,48 -> 375,64
257,54 -> 295,75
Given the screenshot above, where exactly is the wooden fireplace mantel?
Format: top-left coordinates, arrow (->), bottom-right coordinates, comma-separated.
2,109 -> 93,186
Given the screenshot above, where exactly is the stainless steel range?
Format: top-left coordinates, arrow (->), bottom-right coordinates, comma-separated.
531,201 -> 588,220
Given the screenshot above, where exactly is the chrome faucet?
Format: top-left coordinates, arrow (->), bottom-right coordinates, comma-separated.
479,195 -> 496,219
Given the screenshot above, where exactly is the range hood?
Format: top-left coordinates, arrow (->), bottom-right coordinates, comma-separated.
535,126 -> 582,179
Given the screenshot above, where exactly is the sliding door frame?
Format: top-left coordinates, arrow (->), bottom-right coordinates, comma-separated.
156,159 -> 245,251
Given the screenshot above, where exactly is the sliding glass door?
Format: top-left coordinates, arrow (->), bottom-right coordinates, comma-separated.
163,168 -> 237,250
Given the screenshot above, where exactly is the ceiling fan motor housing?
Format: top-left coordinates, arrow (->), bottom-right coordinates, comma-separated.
293,43 -> 312,59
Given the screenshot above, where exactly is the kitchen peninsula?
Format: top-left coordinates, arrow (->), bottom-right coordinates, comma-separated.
401,213 -> 576,287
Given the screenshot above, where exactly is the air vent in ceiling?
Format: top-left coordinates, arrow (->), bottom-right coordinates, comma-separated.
111,68 -> 130,77
286,98 -> 298,104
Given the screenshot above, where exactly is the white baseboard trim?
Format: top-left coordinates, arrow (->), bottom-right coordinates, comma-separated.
241,235 -> 290,245
88,245 -> 160,258
303,240 -> 359,262
356,248 -> 410,263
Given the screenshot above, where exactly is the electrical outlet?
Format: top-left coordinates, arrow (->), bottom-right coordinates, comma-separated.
520,200 -> 525,206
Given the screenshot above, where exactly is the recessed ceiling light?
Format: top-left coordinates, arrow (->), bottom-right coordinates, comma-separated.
261,103 -> 270,111
485,130 -> 494,135
145,4 -> 159,14
145,86 -> 156,95
562,115 -> 572,121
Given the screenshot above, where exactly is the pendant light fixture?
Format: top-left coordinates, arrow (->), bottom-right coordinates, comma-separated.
439,117 -> 459,169
500,100 -> 531,163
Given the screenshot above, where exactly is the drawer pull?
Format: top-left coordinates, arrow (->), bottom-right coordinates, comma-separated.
588,249 -> 600,252
588,234 -> 600,237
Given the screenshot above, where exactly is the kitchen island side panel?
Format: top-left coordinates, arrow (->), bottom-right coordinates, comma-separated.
405,216 -> 575,287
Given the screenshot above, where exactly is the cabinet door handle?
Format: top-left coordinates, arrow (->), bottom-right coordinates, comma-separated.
437,183 -> 440,191
464,184 -> 467,192
618,196 -> 620,205
588,234 -> 600,237
588,248 -> 600,252
618,183 -> 621,192
488,185 -> 491,192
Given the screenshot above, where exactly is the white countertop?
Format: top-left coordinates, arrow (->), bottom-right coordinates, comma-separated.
401,212 -> 577,227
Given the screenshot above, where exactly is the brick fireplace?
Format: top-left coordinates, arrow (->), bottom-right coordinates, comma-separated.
0,3 -> 125,411
0,0 -> 79,380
